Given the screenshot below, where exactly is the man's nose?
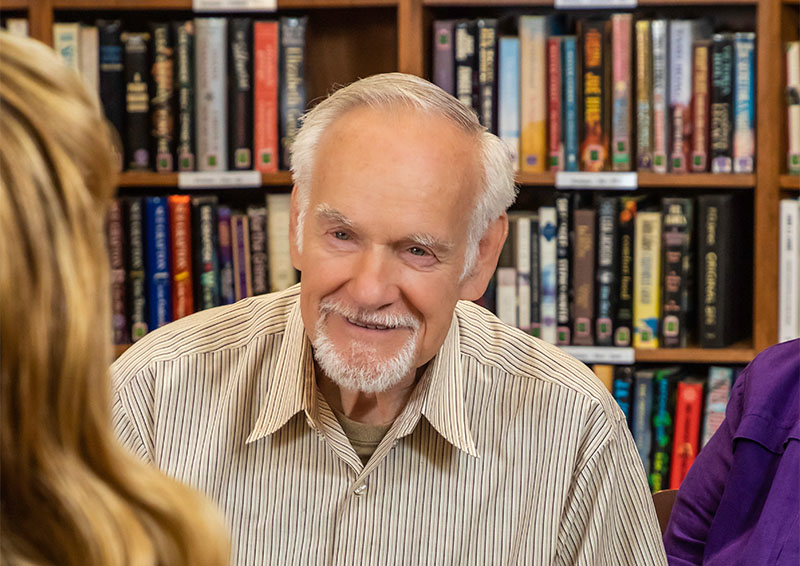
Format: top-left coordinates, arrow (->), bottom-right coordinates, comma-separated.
347,247 -> 400,311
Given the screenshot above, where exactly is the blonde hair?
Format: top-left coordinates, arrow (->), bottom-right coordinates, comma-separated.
0,32 -> 229,565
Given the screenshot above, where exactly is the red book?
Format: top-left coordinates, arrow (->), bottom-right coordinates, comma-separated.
547,37 -> 563,171
669,379 -> 704,489
254,21 -> 279,173
169,195 -> 194,319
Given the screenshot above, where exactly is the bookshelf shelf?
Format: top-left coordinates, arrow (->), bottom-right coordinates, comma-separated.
1,0 -> 29,9
422,0 -> 757,5
51,0 -> 397,8
780,175 -> 800,190
634,343 -> 756,363
514,172 -> 755,189
117,171 -> 294,187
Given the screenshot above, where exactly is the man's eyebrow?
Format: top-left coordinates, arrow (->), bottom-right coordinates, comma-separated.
408,232 -> 455,254
315,204 -> 355,229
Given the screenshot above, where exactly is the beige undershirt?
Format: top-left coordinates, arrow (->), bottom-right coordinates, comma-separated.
331,406 -> 393,465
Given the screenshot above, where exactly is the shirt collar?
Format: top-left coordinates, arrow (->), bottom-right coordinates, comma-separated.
246,294 -> 478,458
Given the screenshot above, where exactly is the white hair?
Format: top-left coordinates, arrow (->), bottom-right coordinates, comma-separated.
290,72 -> 518,279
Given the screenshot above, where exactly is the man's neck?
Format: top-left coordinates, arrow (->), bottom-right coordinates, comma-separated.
316,365 -> 424,426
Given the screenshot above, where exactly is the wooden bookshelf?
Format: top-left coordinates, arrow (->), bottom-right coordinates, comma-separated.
0,0 -> 29,9
51,0 -> 398,8
780,175 -> 800,190
117,171 -> 294,187
635,343 -> 756,364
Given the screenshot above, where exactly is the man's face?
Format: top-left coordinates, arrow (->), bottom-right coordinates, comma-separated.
291,105 -> 482,393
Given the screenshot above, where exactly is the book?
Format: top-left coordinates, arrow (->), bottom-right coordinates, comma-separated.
732,32 -> 756,174
513,213 -> 533,333
229,18 -> 253,170
592,364 -> 614,392
530,213 -> 541,338
496,225 -> 517,327
248,205 -> 269,296
555,194 -> 571,345
632,368 -> 655,476
191,196 -> 221,311
520,16 -> 548,173
280,16 -> 308,170
174,20 -> 195,171
670,379 -> 704,489
107,199 -> 128,345
615,197 -> 636,347
571,202 -> 595,345
539,206 -> 558,344
779,199 -> 800,342
254,21 -> 279,173
231,213 -> 252,301
267,194 -> 298,291
579,19 -> 609,172
650,366 -> 680,493
562,36 -> 579,172
123,32 -> 151,170
595,197 -> 618,346
144,197 -> 172,329
217,206 -> 236,305
98,20 -> 125,154
53,23 -> 80,72
195,18 -> 227,171
711,33 -> 734,173
611,14 -> 632,171
691,41 -> 711,172
476,18 -> 498,133
661,198 -> 693,348
124,198 -> 148,342
651,20 -> 669,173
168,195 -> 194,320
702,365 -> 733,447
633,210 -> 662,348
454,20 -> 477,116
498,36 -> 520,172
5,18 -> 28,37
612,366 -> 634,425
78,25 -> 99,96
635,20 -> 653,171
432,20 -> 456,95
149,22 -> 175,172
547,36 -> 563,171
787,41 -> 800,174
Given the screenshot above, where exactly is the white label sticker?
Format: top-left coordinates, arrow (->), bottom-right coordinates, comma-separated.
555,171 -> 638,190
178,171 -> 262,188
193,0 -> 276,12
560,346 -> 636,365
554,0 -> 636,9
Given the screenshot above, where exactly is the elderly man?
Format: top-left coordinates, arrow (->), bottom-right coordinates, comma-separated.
112,73 -> 666,565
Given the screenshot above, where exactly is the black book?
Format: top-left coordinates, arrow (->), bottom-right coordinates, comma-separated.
229,18 -> 253,170
555,193 -> 571,345
279,16 -> 307,170
124,197 -> 149,342
191,196 -> 221,311
247,205 -> 269,295
97,20 -> 124,157
595,196 -> 618,346
454,20 -> 477,118
661,197 -> 694,348
710,33 -> 734,173
149,22 -> 175,172
530,213 -> 541,338
615,196 -> 636,346
123,32 -> 151,170
173,21 -> 195,171
697,194 -> 752,347
475,18 -> 498,134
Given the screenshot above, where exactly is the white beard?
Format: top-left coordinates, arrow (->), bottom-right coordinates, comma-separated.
311,299 -> 420,394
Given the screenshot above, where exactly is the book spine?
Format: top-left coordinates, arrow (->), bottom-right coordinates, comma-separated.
98,20 -> 125,144
611,14 -> 632,171
787,41 -> 800,174
711,34 -> 734,173
612,368 -> 634,425
144,197 -> 172,329
561,36 -> 579,172
499,36 -> 520,172
530,213 -> 541,338
231,214 -> 252,300
592,364 -> 614,392
632,370 -> 654,476
168,195 -> 193,320
247,205 -> 269,295
515,215 -> 532,333
191,196 -> 220,311
635,20 -> 653,171
229,18 -> 253,170
496,226 -> 517,327
53,22 -> 80,72
124,198 -> 148,341
651,20 -> 669,173
633,210 -> 662,348
254,21 -> 279,173
174,21 -> 195,171
571,207 -> 596,345
267,193 -> 298,291
519,16 -> 547,173
555,195 -> 571,345
661,198 -> 693,348
702,366 -> 733,447
733,32 -> 755,174
123,32 -> 151,170
669,21 -> 695,174
195,18 -> 227,171
280,16 -> 307,170
547,37 -> 563,171
78,25 -> 99,96
433,20 -> 456,95
579,20 -> 608,172
595,197 -> 618,346
615,198 -> 636,346
454,20 -> 477,115
217,206 -> 236,305
149,22 -> 175,172
691,41 -> 711,172
649,368 -> 677,492
539,206 -> 558,344
5,18 -> 29,37
779,199 -> 800,342
670,380 -> 704,489
107,199 -> 128,345
697,195 -> 726,346
476,18 -> 498,133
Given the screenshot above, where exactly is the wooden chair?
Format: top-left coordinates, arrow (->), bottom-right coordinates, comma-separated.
652,489 -> 679,534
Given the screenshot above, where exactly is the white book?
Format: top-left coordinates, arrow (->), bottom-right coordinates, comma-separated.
779,199 -> 800,343
52,22 -> 80,73
538,206 -> 557,344
195,18 -> 228,171
651,20 -> 669,174
786,42 -> 800,174
498,36 -> 520,172
514,214 -> 532,332
6,18 -> 29,37
78,25 -> 99,97
496,268 -> 518,328
266,194 -> 298,292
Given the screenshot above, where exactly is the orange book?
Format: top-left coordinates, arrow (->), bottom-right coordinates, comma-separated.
669,379 -> 704,489
254,21 -> 279,173
169,195 -> 194,320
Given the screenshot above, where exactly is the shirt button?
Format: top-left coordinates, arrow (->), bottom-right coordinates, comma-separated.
353,483 -> 368,496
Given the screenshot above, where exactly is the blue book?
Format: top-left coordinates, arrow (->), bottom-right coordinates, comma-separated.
217,206 -> 236,305
733,32 -> 755,173
561,36 -> 579,172
612,366 -> 634,425
632,369 -> 655,475
498,36 -> 520,172
145,197 -> 172,329
538,206 -> 557,344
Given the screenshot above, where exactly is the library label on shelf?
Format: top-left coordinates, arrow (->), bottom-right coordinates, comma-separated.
178,171 -> 262,189
193,0 -> 276,12
555,171 -> 638,190
560,346 -> 636,365
554,0 -> 636,9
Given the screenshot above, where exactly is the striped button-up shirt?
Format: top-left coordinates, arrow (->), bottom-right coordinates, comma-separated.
112,284 -> 667,565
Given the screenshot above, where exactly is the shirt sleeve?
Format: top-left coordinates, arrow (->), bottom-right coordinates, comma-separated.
555,416 -> 668,566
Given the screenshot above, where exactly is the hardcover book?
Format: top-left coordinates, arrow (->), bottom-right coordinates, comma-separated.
454,20 -> 478,116
615,197 -> 637,347
123,32 -> 151,170
149,22 -> 175,172
660,198 -> 694,348
53,22 -> 80,72
702,365 -> 733,447
168,195 -> 194,320
691,41 -> 711,172
107,199 -> 128,345
195,18 -> 228,171
530,213 -> 541,337
555,195 -> 571,345
267,194 -> 298,292
78,25 -> 99,95
595,197 -> 618,346
612,365 -> 634,425
547,36 -> 563,171
124,198 -> 148,341
498,36 -> 520,171
496,224 -> 517,327
635,20 -> 653,171
711,33 -> 734,173
174,20 -> 195,171
144,197 -> 172,329
191,196 -> 221,311
571,202 -> 596,345
231,213 -> 252,301
562,36 -> 579,172
787,41 -> 800,174
229,18 -> 253,170
512,213 -> 534,333
650,366 -> 681,493
651,20 -> 669,173
98,20 -> 125,144
632,368 -> 655,475
520,16 -> 548,173
611,14 -> 632,171
779,199 -> 800,342
217,206 -> 236,305
476,18 -> 498,133
633,210 -> 662,348
248,205 -> 269,296
280,16 -> 308,170
254,21 -> 279,173
578,19 -> 609,172
732,32 -> 756,174
538,206 -> 558,344
670,379 -> 704,489
432,20 -> 456,95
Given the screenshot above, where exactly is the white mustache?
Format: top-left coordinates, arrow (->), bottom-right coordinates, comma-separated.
319,299 -> 420,330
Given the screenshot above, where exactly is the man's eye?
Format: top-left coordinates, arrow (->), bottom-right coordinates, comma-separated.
409,246 -> 428,257
334,231 -> 350,240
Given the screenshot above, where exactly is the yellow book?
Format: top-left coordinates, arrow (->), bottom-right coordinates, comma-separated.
633,211 -> 662,348
519,16 -> 547,173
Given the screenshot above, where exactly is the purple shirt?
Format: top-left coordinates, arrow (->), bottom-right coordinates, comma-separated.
663,339 -> 800,565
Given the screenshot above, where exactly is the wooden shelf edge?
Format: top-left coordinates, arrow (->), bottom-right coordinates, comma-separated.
515,172 -> 755,188
0,0 -> 29,10
634,344 -> 756,364
117,171 -> 294,187
52,0 -> 396,9
779,175 -> 800,191
424,0 -> 756,5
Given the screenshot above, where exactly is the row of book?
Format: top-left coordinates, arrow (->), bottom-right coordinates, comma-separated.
594,363 -> 741,492
52,17 -> 307,173
482,193 -> 751,349
779,198 -> 800,344
433,16 -> 756,175
787,41 -> 799,175
106,194 -> 297,345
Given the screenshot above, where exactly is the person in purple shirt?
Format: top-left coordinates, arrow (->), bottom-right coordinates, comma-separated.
663,338 -> 800,565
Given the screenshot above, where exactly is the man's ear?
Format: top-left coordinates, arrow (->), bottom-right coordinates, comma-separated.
289,185 -> 302,271
459,213 -> 509,301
